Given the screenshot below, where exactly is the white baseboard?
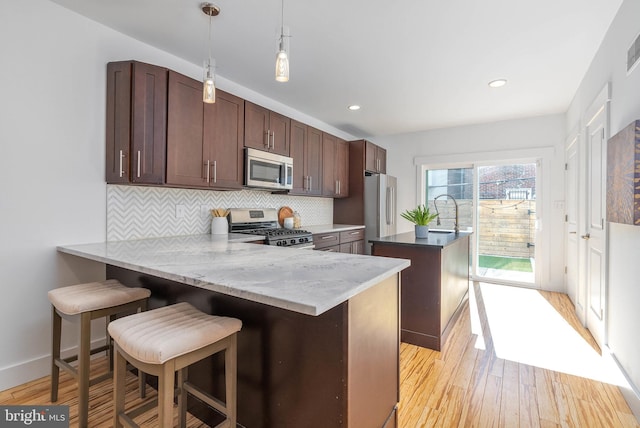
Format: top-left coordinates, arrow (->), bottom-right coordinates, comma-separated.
0,337 -> 109,392
606,346 -> 640,423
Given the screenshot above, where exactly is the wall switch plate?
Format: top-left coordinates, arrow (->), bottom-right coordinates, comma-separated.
175,204 -> 186,219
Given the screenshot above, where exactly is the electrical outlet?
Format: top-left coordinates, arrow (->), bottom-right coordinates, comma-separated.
200,205 -> 210,217
175,204 -> 186,219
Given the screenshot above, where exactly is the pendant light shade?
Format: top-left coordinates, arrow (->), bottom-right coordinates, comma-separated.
275,43 -> 289,82
275,0 -> 290,82
201,3 -> 220,103
203,58 -> 216,103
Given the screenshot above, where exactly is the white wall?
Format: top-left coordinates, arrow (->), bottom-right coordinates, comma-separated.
565,0 -> 640,412
0,0 -> 351,390
374,114 -> 566,291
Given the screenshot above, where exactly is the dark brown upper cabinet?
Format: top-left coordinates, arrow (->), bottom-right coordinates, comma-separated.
166,71 -> 244,189
290,120 -> 323,196
322,134 -> 349,198
364,140 -> 387,174
106,61 -> 167,184
244,101 -> 290,156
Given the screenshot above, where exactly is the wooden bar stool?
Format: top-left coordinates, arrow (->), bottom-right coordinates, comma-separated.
108,302 -> 242,428
48,279 -> 151,427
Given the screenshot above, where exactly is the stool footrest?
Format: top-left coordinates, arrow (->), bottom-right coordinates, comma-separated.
183,381 -> 227,416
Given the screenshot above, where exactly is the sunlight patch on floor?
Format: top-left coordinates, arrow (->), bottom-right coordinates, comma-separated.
479,282 -> 628,386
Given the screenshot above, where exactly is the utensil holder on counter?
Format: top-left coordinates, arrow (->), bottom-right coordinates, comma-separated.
211,217 -> 229,235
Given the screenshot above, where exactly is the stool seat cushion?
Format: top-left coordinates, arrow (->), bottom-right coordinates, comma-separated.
108,302 -> 242,364
48,280 -> 151,316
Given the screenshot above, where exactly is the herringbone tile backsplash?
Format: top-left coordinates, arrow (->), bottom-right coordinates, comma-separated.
107,185 -> 334,241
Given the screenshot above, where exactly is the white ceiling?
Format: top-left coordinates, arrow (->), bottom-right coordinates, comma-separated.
50,0 -> 623,138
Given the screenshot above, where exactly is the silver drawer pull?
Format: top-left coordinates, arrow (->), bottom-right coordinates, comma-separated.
321,235 -> 336,240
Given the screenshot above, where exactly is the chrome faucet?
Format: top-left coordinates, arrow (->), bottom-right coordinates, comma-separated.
433,194 -> 459,234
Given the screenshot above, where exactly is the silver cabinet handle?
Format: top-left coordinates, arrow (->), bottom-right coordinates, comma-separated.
213,160 -> 217,183
304,176 -> 309,191
264,130 -> 270,148
309,176 -> 312,192
581,233 -> 591,240
350,231 -> 360,235
205,160 -> 210,183
136,150 -> 141,178
321,235 -> 336,240
271,131 -> 275,149
569,231 -> 577,234
119,150 -> 125,178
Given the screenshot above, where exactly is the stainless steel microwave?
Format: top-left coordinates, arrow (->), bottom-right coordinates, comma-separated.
245,148 -> 293,190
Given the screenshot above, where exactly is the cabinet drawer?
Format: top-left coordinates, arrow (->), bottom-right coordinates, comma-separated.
313,232 -> 340,249
339,229 -> 364,244
317,244 -> 340,252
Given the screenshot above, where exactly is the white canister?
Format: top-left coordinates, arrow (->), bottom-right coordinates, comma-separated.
211,217 -> 228,235
283,217 -> 294,229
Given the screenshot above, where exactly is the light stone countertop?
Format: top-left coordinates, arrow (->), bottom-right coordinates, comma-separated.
57,234 -> 409,316
303,224 -> 365,234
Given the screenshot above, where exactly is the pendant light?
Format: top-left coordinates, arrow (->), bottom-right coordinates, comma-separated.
202,3 -> 220,103
275,0 -> 289,82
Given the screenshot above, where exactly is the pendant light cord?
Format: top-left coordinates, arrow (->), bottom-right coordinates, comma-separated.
208,12 -> 212,64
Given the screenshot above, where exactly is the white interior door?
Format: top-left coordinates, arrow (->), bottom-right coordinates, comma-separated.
583,92 -> 608,348
565,132 -> 585,323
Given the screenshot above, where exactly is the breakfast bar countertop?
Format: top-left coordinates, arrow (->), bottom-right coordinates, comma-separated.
57,234 -> 409,317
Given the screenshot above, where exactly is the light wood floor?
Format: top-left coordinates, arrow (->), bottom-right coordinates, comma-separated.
399,283 -> 640,427
1,283 -> 638,427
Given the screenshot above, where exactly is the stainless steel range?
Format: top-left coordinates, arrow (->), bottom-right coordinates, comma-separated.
228,208 -> 314,249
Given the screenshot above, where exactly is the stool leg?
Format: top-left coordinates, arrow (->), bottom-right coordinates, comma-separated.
158,361 -> 175,428
226,334 -> 238,427
177,367 -> 188,428
113,346 -> 126,428
50,306 -> 61,402
138,299 -> 148,400
108,314 -> 116,372
78,312 -> 91,428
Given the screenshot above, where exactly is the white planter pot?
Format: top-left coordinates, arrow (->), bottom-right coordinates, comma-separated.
415,225 -> 429,238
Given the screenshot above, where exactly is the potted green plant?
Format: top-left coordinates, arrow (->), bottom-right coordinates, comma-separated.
400,205 -> 438,238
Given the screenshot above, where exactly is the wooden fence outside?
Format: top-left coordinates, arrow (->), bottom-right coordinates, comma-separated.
428,199 -> 535,259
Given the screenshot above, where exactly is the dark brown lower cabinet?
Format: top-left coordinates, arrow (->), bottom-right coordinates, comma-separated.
372,235 -> 469,351
107,265 -> 399,428
313,229 -> 365,254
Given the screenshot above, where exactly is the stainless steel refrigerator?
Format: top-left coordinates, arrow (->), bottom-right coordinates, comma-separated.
364,174 -> 397,254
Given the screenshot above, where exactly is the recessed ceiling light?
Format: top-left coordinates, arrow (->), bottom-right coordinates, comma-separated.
488,79 -> 507,88
348,105 -> 361,111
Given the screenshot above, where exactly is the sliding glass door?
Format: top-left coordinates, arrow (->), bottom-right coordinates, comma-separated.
422,161 -> 538,286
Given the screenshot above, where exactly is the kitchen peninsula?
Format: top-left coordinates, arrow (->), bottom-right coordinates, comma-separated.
370,231 -> 471,351
57,235 -> 409,428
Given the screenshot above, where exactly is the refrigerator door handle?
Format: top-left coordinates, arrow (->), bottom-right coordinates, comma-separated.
386,187 -> 392,225
390,186 -> 394,225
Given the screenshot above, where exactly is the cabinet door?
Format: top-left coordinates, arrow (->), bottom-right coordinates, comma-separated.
340,243 -> 352,254
106,61 -> 132,183
244,101 -> 270,151
365,140 -> 377,173
106,61 -> 167,184
206,90 -> 245,189
269,111 -> 290,156
335,138 -> 349,197
364,140 -> 386,174
130,62 -> 167,184
166,71 -> 207,187
289,120 -> 306,194
376,146 -> 387,174
307,127 -> 323,195
322,133 -> 337,197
